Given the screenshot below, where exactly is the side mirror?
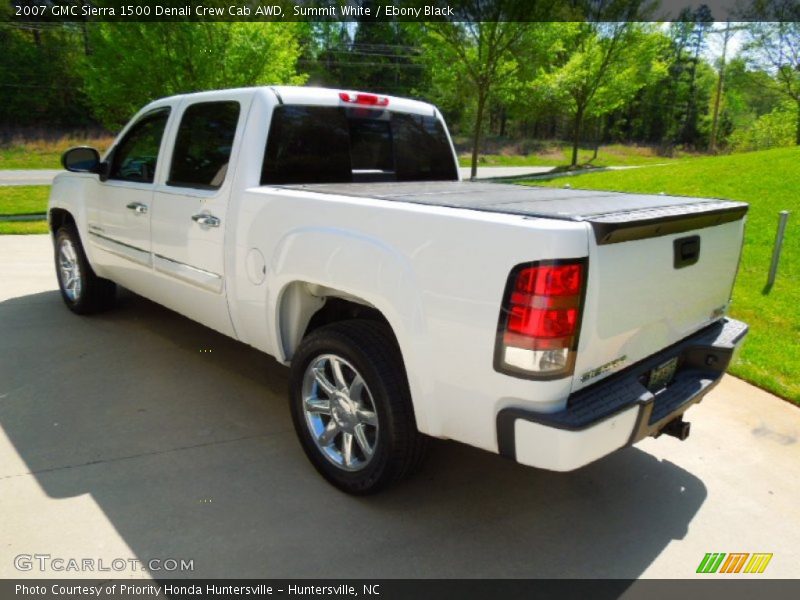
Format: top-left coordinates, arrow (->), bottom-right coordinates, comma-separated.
62,146 -> 103,174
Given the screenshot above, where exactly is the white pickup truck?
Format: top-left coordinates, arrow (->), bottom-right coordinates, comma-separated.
50,86 -> 748,493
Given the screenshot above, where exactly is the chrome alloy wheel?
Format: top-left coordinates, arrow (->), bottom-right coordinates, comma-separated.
301,354 -> 379,472
58,238 -> 82,302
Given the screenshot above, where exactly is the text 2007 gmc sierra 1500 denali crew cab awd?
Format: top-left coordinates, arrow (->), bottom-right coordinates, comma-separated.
50,86 -> 748,493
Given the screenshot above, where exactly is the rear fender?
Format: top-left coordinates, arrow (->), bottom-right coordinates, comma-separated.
269,227 -> 434,433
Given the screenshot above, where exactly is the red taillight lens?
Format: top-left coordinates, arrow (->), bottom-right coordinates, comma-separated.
508,307 -> 578,338
515,264 -> 582,296
495,260 -> 586,378
339,92 -> 389,107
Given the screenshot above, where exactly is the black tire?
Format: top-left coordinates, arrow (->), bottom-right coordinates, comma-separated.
54,224 -> 116,314
289,320 -> 428,494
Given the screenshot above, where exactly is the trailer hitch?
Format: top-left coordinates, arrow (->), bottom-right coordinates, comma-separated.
660,417 -> 691,441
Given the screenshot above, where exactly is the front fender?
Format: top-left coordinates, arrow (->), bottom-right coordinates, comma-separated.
48,174 -> 87,231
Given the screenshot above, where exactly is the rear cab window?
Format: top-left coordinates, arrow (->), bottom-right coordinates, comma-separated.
261,106 -> 458,185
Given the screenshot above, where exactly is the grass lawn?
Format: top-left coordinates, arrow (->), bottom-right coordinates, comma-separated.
0,185 -> 49,234
0,185 -> 49,215
520,146 -> 800,404
458,143 -> 694,168
0,135 -> 113,170
0,220 -> 49,234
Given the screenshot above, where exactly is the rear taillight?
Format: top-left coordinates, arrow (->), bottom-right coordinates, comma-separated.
338,91 -> 390,107
494,259 -> 587,378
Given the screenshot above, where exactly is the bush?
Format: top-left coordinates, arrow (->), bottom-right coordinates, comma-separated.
730,101 -> 798,152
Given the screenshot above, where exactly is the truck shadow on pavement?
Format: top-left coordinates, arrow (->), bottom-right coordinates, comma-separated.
0,289 -> 707,579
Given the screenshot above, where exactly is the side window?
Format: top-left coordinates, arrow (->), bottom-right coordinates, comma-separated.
168,101 -> 240,189
109,108 -> 170,184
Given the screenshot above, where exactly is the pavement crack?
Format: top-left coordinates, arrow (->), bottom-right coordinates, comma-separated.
0,430 -> 291,480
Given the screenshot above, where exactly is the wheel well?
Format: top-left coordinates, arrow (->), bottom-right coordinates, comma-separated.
278,282 -> 399,361
305,297 -> 391,338
49,208 -> 75,234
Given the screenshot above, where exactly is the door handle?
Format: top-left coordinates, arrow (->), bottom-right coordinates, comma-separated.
673,235 -> 700,269
126,202 -> 148,215
192,213 -> 221,228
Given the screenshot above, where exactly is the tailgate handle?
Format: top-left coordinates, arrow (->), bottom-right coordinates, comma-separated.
674,235 -> 701,268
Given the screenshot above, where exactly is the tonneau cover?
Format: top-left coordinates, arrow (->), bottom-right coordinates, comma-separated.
277,181 -> 748,244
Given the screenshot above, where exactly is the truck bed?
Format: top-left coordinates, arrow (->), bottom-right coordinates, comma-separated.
279,181 -> 747,244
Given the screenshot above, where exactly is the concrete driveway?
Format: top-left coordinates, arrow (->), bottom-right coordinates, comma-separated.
1,235 -> 798,580
0,169 -> 63,186
458,166 -> 554,179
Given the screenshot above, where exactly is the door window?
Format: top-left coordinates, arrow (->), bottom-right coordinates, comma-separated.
108,108 -> 170,183
168,101 -> 241,189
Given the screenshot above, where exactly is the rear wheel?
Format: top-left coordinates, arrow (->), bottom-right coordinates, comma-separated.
289,320 -> 427,494
54,224 -> 116,314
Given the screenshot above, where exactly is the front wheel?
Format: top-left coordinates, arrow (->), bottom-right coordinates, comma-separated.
54,224 -> 116,314
289,320 -> 427,494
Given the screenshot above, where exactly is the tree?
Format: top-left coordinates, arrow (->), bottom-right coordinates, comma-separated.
730,100 -> 798,151
719,56 -> 785,145
709,23 -> 733,152
82,22 -> 307,128
347,8 -> 425,97
300,22 -> 353,88
0,19 -> 90,128
676,7 -> 714,146
538,23 -> 664,166
420,2 -> 552,179
744,14 -> 800,145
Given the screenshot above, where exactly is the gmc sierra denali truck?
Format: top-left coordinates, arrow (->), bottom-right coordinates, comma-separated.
49,86 -> 748,494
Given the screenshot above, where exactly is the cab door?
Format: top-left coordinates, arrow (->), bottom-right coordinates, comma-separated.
149,98 -> 246,337
88,107 -> 171,269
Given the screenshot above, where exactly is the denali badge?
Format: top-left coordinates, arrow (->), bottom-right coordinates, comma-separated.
581,356 -> 628,383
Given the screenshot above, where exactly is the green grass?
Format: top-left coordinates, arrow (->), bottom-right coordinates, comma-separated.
458,143 -> 694,168
0,220 -> 48,234
520,146 -> 800,404
0,185 -> 49,234
0,147 -> 60,169
0,185 -> 49,215
0,135 -> 113,169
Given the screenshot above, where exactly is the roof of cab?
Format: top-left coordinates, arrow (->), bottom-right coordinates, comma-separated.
270,86 -> 437,116
154,86 -> 437,116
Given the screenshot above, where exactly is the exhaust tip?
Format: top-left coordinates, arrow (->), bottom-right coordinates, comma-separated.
662,417 -> 691,441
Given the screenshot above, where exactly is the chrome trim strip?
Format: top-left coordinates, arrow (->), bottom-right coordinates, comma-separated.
153,253 -> 223,294
88,231 -> 151,266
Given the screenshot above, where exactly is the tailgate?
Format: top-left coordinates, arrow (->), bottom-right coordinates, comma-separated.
572,203 -> 747,392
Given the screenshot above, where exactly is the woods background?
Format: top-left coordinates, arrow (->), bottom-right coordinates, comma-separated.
1,0 -> 799,175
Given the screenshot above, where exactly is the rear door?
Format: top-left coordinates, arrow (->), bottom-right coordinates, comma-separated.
149,97 -> 247,336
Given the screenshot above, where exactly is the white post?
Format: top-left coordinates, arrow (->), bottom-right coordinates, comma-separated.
767,211 -> 790,288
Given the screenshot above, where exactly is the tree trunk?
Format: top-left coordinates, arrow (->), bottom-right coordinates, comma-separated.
709,22 -> 731,153
592,117 -> 602,161
470,89 -> 487,180
796,101 -> 800,146
81,21 -> 91,56
571,107 -> 584,167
